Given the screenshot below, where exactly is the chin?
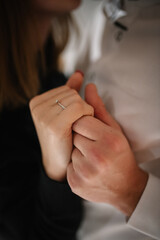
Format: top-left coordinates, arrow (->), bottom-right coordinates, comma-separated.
33,0 -> 82,14
71,0 -> 82,9
59,0 -> 82,12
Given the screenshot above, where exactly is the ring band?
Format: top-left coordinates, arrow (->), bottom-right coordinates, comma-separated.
56,99 -> 66,110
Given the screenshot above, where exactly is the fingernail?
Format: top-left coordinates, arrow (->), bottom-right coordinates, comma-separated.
75,70 -> 84,77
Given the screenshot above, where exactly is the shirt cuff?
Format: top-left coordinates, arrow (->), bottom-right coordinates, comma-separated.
127,174 -> 160,240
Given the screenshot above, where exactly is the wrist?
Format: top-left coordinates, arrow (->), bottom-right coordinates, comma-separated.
123,168 -> 149,217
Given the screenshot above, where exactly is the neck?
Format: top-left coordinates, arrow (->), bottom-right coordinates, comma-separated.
35,14 -> 53,47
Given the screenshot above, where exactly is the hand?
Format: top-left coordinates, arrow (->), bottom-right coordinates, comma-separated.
67,84 -> 148,216
29,72 -> 93,181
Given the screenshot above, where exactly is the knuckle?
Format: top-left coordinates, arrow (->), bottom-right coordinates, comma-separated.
63,85 -> 70,91
31,106 -> 49,127
30,105 -> 39,120
72,101 -> 84,112
73,93 -> 82,102
29,99 -> 33,110
88,105 -> 94,115
29,95 -> 39,111
70,89 -> 78,95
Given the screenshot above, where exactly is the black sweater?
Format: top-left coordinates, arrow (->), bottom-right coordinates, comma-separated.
0,70 -> 82,240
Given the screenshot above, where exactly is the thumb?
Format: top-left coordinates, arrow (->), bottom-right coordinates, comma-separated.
85,83 -> 121,130
66,71 -> 84,92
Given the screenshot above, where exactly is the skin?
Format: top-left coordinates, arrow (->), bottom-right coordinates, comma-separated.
30,72 -> 93,181
31,0 -> 81,45
32,0 -> 81,14
29,0 -> 149,216
29,0 -> 90,181
67,84 -> 148,216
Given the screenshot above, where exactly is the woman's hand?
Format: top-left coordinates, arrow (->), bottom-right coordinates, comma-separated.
29,72 -> 93,181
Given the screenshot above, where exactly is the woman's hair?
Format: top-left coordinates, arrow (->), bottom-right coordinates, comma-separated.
0,0 -> 71,110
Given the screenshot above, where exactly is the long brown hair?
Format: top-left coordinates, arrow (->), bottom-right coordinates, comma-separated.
0,0 -> 70,110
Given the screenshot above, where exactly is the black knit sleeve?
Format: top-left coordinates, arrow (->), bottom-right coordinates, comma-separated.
0,85 -> 82,240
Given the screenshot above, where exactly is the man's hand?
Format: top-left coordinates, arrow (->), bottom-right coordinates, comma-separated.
67,84 -> 148,216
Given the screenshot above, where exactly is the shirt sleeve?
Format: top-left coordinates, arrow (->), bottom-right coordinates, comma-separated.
127,174 -> 160,240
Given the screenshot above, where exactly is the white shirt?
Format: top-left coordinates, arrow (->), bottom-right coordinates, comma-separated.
75,1 -> 160,239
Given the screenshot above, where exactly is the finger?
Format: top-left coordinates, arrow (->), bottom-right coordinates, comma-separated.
30,88 -> 77,120
29,85 -> 69,111
71,147 -> 97,180
59,98 -> 94,126
67,162 -> 84,193
85,83 -> 121,130
73,116 -> 108,140
45,92 -> 85,117
30,71 -> 83,114
55,91 -> 83,114
37,88 -> 77,113
73,132 -> 95,156
32,91 -> 94,134
66,71 -> 84,92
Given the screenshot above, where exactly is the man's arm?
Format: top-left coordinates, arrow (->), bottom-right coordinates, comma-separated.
67,83 -> 160,239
